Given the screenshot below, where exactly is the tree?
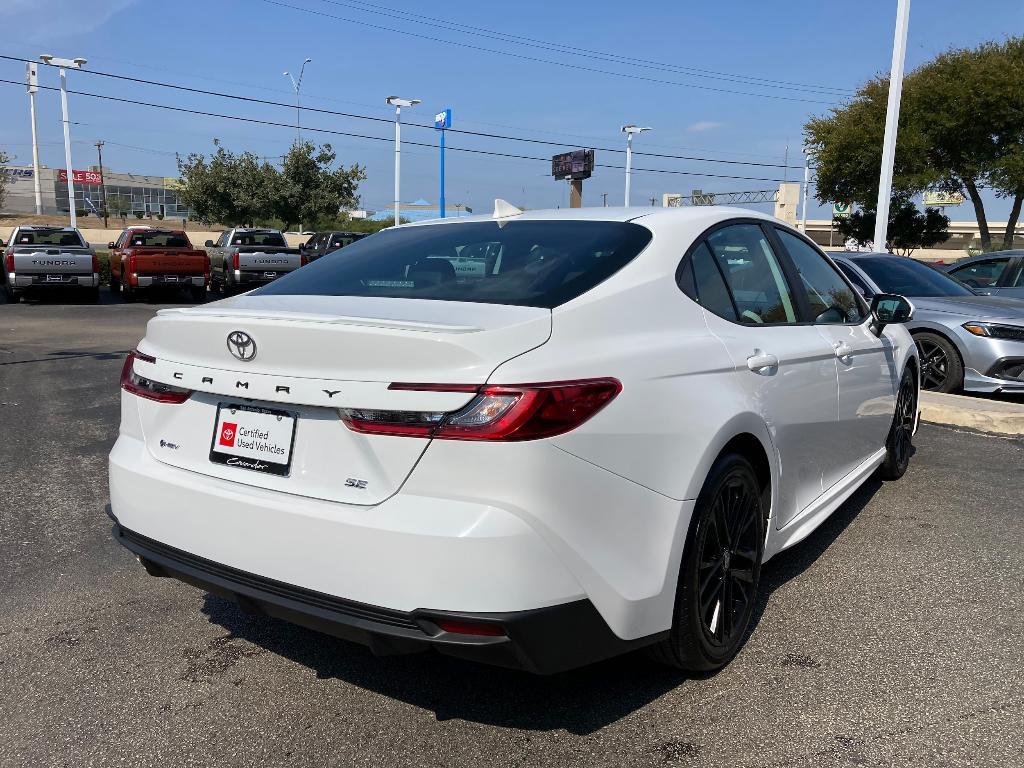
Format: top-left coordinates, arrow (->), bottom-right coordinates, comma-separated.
272,141 -> 365,231
176,140 -> 279,226
806,37 -> 1024,251
836,196 -> 950,256
0,150 -> 10,211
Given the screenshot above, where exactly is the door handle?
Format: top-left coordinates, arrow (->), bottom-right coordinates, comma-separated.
746,351 -> 779,373
833,342 -> 854,361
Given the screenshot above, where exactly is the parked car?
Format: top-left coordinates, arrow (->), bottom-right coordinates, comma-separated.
940,250 -> 1024,298
300,231 -> 369,262
830,252 -> 1024,393
205,228 -> 303,294
110,207 -> 919,674
108,226 -> 209,302
2,225 -> 98,302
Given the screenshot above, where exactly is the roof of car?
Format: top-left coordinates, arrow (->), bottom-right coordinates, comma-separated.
404,205 -> 779,228
827,251 -> 890,260
15,225 -> 80,231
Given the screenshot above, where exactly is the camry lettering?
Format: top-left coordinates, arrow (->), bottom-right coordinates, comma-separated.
173,372 -> 183,380
236,381 -> 249,389
275,385 -> 291,394
202,376 -> 213,384
323,389 -> 341,398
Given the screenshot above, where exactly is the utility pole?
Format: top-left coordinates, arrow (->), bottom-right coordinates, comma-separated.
874,0 -> 911,252
95,140 -> 108,228
386,96 -> 420,226
601,192 -> 608,207
40,54 -> 86,228
650,197 -> 657,207
621,124 -> 651,206
26,62 -> 42,215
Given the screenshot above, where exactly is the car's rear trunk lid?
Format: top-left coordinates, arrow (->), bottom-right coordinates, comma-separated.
131,294 -> 551,504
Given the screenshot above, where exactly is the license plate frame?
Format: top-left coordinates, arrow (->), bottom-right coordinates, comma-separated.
209,402 -> 297,477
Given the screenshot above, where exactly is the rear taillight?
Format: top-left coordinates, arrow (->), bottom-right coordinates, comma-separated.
340,378 -> 621,441
204,254 -> 211,282
91,252 -> 98,273
4,249 -> 13,273
232,253 -> 240,270
300,252 -> 308,267
120,349 -> 192,404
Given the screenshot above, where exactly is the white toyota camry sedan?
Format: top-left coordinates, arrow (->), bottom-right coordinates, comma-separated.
109,205 -> 920,674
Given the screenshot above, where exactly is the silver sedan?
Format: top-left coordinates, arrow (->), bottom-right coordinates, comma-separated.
830,253 -> 1024,393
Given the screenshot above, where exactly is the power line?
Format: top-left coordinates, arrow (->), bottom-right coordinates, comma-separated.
315,0 -> 854,97
257,0 -> 842,105
0,77 -> 790,183
0,54 -> 803,170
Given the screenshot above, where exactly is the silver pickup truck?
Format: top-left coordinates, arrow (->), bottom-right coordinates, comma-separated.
205,228 -> 303,295
2,225 -> 99,303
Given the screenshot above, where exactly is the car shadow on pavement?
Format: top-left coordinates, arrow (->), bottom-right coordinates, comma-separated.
198,475 -> 884,734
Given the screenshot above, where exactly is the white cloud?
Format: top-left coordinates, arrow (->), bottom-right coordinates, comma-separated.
688,121 -> 724,133
0,0 -> 136,41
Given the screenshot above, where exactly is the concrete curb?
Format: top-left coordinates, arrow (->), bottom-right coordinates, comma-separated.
920,391 -> 1024,436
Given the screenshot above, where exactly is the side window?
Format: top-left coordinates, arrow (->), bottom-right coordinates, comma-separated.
217,232 -> 228,248
835,262 -> 872,296
949,258 -> 1010,288
1006,260 -> 1024,288
775,229 -> 865,324
689,242 -> 738,321
705,224 -> 798,324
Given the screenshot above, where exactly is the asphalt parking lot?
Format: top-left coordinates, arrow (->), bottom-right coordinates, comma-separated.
2,290 -> 1023,768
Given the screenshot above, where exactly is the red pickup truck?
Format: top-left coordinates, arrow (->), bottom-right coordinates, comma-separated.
108,227 -> 209,302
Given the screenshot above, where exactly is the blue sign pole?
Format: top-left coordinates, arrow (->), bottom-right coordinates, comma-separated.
435,108 -> 451,218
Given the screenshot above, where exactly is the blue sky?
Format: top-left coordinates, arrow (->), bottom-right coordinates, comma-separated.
1,0 -> 1021,219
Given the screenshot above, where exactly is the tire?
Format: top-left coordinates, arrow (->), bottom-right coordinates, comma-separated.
189,285 -> 208,303
649,453 -> 765,672
914,332 -> 963,393
120,279 -> 136,303
83,286 -> 100,304
878,366 -> 918,480
109,272 -> 120,293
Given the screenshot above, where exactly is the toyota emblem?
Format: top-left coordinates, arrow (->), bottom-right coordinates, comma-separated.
227,331 -> 257,361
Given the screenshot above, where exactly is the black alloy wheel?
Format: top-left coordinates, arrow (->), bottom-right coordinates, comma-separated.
915,332 -> 963,393
879,367 -> 918,480
650,453 -> 764,672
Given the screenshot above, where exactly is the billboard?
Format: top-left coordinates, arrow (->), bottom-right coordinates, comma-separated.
58,169 -> 103,185
551,149 -> 594,180
832,202 -> 853,219
923,191 -> 964,207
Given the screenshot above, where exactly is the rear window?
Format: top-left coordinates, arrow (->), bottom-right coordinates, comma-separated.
255,221 -> 653,308
856,256 -> 974,297
232,231 -> 286,247
14,229 -> 85,247
127,230 -> 191,248
330,233 -> 366,248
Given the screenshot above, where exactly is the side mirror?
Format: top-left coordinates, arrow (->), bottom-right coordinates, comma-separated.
205,239 -> 214,248
0,239 -> 5,248
870,293 -> 914,334
107,241 -> 115,249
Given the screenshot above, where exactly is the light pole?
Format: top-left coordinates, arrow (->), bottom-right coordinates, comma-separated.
40,54 -> 86,228
434,108 -> 452,218
386,96 -> 420,226
621,125 -> 651,206
874,0 -> 911,252
800,148 -> 811,232
25,62 -> 42,215
283,58 -> 312,142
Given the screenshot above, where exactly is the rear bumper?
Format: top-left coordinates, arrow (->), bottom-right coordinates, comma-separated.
136,275 -> 205,288
112,518 -> 662,673
12,273 -> 98,288
235,270 -> 291,285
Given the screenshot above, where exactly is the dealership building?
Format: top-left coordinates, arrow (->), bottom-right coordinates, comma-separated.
1,164 -> 193,219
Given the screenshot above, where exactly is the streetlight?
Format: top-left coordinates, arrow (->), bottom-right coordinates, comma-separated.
25,62 -> 42,215
621,125 -> 651,206
283,57 -> 312,142
800,147 -> 812,232
40,54 -> 86,228
386,96 -> 420,226
874,0 -> 911,251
